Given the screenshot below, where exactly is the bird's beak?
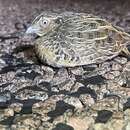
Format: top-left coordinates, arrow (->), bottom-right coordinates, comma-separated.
26,26 -> 39,34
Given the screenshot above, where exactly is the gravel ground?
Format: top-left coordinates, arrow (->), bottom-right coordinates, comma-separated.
0,0 -> 130,130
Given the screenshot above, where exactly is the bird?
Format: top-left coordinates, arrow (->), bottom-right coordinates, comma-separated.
26,12 -> 130,68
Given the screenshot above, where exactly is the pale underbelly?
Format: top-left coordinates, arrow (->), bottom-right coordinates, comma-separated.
35,44 -> 119,67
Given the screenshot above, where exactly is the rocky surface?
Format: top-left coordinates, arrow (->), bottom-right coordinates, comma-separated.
0,0 -> 130,129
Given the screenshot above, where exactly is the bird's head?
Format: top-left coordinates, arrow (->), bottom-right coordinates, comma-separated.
26,13 -> 64,36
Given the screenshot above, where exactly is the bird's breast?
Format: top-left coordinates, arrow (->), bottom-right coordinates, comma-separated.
35,43 -> 58,66
34,42 -> 81,67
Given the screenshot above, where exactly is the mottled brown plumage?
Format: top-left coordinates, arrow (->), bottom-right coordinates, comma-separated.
26,12 -> 130,67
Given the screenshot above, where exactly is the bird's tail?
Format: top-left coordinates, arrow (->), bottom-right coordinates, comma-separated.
122,46 -> 130,56
121,32 -> 130,55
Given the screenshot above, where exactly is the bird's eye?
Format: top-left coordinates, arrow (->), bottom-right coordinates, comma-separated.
43,20 -> 47,25
39,19 -> 49,27
43,21 -> 47,24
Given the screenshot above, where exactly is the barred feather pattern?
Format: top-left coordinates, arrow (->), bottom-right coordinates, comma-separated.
34,12 -> 130,67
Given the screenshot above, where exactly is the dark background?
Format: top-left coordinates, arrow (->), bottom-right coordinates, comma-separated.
1,0 -> 130,34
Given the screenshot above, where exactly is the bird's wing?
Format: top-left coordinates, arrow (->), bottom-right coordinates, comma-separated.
56,14 -> 130,65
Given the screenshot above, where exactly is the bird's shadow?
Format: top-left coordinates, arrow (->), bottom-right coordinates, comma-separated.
13,44 -> 34,54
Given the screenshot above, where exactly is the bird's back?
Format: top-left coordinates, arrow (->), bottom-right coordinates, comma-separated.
35,12 -> 130,67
